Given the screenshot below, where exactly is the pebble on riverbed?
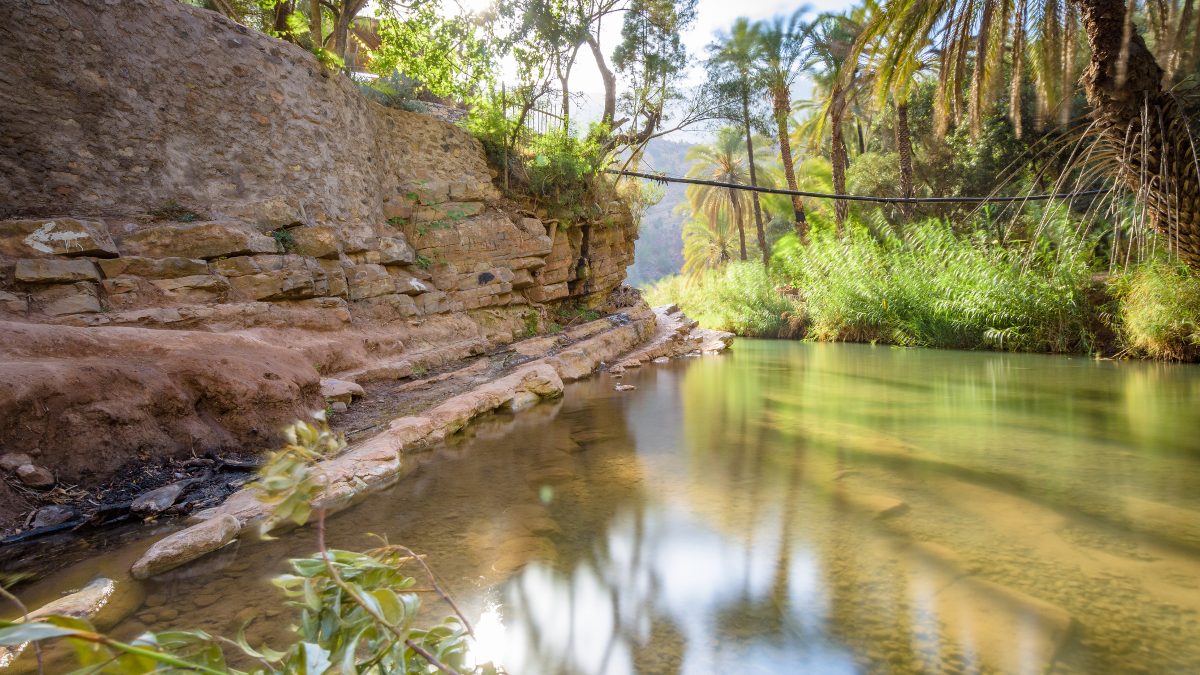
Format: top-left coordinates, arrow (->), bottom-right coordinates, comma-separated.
16,463 -> 55,488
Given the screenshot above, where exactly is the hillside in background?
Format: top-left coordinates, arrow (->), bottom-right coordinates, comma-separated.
627,138 -> 695,287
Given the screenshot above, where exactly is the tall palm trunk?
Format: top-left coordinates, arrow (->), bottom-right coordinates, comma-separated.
772,86 -> 808,241
741,91 -> 770,267
830,88 -> 850,234
895,101 -> 916,222
728,187 -> 748,261
1073,0 -> 1200,268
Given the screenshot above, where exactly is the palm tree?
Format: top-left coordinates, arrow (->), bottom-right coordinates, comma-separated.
685,127 -> 757,261
708,19 -> 772,266
854,0 -> 1200,268
802,10 -> 868,234
682,215 -> 737,281
755,9 -> 811,241
862,30 -> 934,219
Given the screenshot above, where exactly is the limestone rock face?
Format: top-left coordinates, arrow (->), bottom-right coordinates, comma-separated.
0,0 -> 642,530
119,222 -> 278,260
14,259 -> 101,283
289,226 -> 341,259
99,256 -> 209,279
33,282 -> 102,315
0,219 -> 118,258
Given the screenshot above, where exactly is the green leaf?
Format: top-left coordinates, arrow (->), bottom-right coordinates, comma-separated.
0,621 -> 79,645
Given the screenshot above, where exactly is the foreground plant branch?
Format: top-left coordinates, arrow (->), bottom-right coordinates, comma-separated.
0,416 -> 495,674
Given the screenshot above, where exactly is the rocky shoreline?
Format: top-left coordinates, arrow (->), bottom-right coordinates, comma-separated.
0,305 -> 731,668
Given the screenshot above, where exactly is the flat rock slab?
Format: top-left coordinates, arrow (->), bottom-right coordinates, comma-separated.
839,492 -> 910,519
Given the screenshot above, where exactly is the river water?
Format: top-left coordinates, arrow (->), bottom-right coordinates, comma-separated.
14,341 -> 1200,673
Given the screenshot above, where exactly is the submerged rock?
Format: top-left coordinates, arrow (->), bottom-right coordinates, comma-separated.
130,514 -> 241,579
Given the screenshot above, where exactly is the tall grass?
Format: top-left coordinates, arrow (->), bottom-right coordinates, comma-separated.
1110,260 -> 1200,361
772,221 -> 1098,352
643,262 -> 799,337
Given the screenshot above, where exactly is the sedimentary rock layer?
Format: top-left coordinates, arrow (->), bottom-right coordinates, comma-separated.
0,0 -> 638,528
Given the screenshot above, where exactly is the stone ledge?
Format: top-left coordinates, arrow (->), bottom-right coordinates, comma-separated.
129,305 -> 726,579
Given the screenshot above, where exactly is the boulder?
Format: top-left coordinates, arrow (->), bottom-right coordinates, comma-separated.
320,378 -> 365,405
98,256 -> 208,279
223,198 -> 304,231
14,258 -> 100,283
289,225 -> 341,259
34,282 -> 101,315
130,514 -> 241,579
119,221 -> 277,260
0,218 -> 118,258
16,463 -> 54,488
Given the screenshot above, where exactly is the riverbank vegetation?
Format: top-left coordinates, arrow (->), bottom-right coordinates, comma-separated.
643,0 -> 1200,361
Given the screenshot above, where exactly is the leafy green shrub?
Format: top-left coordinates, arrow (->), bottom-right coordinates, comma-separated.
644,262 -> 798,338
523,128 -> 605,216
1111,260 -> 1200,360
772,220 -> 1097,352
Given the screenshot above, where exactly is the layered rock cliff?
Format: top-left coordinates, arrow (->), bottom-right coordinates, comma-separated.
0,0 -> 639,529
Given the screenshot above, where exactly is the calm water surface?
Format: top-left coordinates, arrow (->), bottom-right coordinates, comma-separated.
19,341 -> 1200,674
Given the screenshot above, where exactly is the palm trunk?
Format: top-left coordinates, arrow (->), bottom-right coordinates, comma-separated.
729,187 -> 748,261
773,87 -> 807,241
1073,0 -> 1200,268
830,89 -> 849,234
741,91 -> 770,267
895,101 -> 916,222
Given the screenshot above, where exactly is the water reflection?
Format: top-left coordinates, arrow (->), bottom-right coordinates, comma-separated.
18,341 -> 1200,674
